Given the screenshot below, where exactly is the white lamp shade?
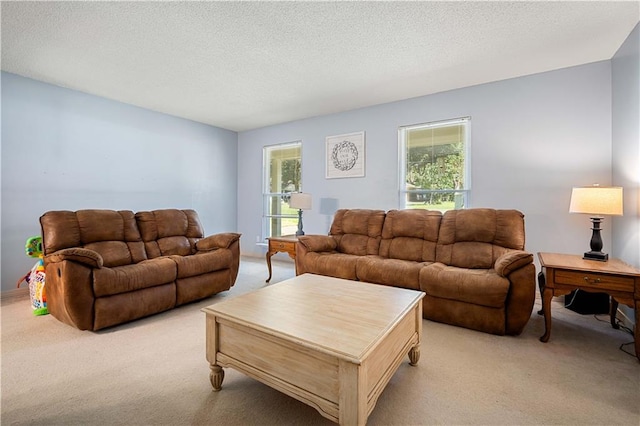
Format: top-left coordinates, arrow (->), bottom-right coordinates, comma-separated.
569,186 -> 623,216
289,192 -> 312,210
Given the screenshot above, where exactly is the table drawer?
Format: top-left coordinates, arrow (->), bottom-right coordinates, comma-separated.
555,270 -> 634,292
273,241 -> 294,251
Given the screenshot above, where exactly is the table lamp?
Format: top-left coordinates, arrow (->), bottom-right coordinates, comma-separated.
569,184 -> 623,261
289,192 -> 312,236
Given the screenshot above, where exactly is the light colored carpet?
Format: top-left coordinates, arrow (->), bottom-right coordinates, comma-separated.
1,256 -> 639,425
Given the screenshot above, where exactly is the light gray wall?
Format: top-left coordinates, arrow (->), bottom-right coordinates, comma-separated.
612,23 -> 640,268
612,23 -> 640,325
238,62 -> 613,266
1,72 -> 238,292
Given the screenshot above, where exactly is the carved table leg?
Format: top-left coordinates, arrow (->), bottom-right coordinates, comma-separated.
408,346 -> 420,366
635,302 -> 640,363
266,250 -> 273,283
537,271 -> 546,315
540,287 -> 553,343
210,365 -> 225,391
610,298 -> 619,329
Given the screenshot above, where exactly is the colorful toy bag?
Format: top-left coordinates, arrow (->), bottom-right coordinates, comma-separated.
16,236 -> 48,316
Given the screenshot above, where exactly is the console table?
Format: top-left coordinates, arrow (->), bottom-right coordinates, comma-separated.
537,252 -> 640,362
266,236 -> 298,283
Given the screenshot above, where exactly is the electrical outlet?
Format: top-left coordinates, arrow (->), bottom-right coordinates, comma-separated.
255,235 -> 260,243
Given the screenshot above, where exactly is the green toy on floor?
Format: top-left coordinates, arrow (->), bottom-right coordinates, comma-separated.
16,236 -> 48,316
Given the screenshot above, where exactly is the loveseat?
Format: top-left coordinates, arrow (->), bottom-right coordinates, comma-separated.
295,208 -> 535,335
40,209 -> 241,331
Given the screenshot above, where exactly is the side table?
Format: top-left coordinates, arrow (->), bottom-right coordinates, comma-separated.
266,236 -> 298,283
537,252 -> 640,362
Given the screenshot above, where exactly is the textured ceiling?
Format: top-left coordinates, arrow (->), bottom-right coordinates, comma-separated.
2,1 -> 638,132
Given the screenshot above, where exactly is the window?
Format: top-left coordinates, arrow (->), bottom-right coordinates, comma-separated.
399,117 -> 470,211
262,142 -> 302,240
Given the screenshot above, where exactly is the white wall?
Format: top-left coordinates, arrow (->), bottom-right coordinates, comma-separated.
1,72 -> 238,292
238,61 -> 613,266
612,23 -> 640,269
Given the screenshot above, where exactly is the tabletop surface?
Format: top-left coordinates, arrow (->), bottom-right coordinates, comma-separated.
538,252 -> 640,277
267,236 -> 299,242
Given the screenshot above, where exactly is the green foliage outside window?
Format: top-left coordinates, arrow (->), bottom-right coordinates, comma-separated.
406,142 -> 464,204
401,118 -> 469,211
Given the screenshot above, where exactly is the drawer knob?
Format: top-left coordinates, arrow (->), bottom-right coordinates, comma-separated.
583,276 -> 601,283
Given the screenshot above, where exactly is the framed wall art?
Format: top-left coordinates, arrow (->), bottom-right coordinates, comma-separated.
325,131 -> 365,179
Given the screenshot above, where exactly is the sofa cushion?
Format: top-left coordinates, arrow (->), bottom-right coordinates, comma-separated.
299,252 -> 360,280
82,241 -> 134,268
93,257 -> 177,297
379,209 -> 442,262
329,209 -> 385,255
136,209 -> 203,258
77,210 -> 140,243
40,210 -> 146,267
170,250 -> 232,279
41,210 -> 81,253
356,256 -> 427,290
435,209 -> 525,269
420,263 -> 510,308
157,236 -> 193,256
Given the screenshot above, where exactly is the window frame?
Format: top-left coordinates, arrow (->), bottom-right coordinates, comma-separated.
398,117 -> 471,211
262,141 -> 302,241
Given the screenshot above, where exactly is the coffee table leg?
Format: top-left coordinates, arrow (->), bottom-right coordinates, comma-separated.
409,302 -> 422,366
408,346 -> 420,366
209,364 -> 225,391
339,360 -> 366,426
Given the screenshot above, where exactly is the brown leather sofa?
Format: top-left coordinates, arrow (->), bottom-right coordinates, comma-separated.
296,208 -> 535,335
40,209 -> 241,331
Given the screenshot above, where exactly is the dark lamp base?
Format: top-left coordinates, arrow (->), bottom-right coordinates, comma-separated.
295,209 -> 304,237
583,251 -> 608,262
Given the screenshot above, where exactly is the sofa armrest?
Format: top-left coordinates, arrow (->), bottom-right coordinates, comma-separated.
295,235 -> 338,276
297,235 -> 337,252
505,263 -> 536,335
196,233 -> 241,251
495,250 -> 533,277
43,254 -> 96,330
45,248 -> 103,268
495,251 -> 536,334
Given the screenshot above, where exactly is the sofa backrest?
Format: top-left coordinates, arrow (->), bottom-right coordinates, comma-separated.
329,209 -> 386,255
40,210 -> 147,267
135,209 -> 204,258
435,208 -> 526,268
379,209 -> 443,262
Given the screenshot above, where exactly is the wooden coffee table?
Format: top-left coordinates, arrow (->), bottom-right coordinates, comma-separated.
203,273 -> 425,425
